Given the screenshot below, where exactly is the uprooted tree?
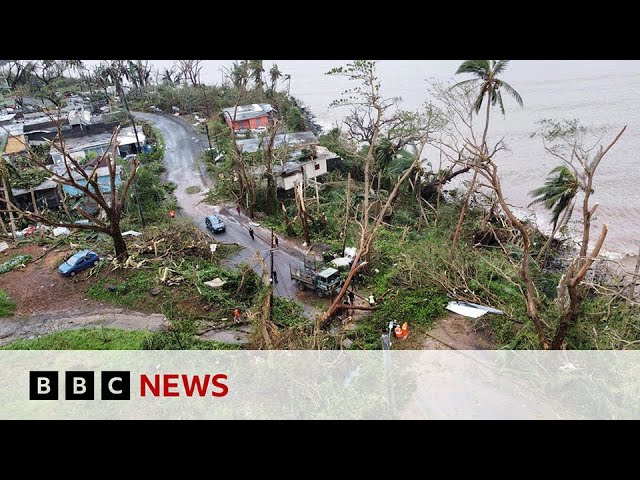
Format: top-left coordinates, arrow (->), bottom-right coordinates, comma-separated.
321,60 -> 443,323
0,125 -> 139,258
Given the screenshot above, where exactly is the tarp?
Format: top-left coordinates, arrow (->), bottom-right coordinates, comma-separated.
330,257 -> 351,267
446,301 -> 504,318
446,302 -> 487,318
458,301 -> 504,315
53,227 -> 71,237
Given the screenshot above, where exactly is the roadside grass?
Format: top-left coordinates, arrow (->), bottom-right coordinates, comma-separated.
1,327 -> 240,350
0,289 -> 16,317
2,328 -> 151,350
186,185 -> 202,194
87,270 -> 157,310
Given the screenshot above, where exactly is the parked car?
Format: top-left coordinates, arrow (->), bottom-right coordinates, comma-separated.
205,215 -> 226,233
58,250 -> 101,277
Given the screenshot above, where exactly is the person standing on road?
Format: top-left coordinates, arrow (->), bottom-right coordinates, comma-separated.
274,235 -> 279,248
272,270 -> 278,283
249,227 -> 255,240
236,204 -> 241,216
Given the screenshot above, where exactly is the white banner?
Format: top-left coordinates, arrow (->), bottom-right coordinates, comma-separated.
1,351 -> 638,419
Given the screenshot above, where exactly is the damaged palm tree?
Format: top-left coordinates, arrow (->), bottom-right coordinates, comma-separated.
0,126 -> 138,258
530,119 -> 627,349
449,60 -> 523,256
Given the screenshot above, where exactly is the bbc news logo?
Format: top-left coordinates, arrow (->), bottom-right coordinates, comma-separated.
29,371 -> 228,400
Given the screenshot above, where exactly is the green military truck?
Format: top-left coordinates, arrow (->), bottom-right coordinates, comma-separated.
289,264 -> 342,298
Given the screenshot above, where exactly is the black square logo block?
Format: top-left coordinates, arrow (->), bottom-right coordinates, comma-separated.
101,371 -> 131,400
65,371 -> 95,400
29,371 -> 58,400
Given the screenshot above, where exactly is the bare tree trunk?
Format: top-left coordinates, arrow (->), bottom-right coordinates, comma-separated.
552,224 -> 608,349
0,209 -> 8,235
536,198 -> 575,264
630,244 -> 640,301
484,166 -> 548,349
30,188 -> 39,214
450,169 -> 477,255
451,89 -> 492,255
322,253 -> 367,322
2,176 -> 16,241
58,186 -> 71,220
280,202 -> 295,236
295,183 -> 311,245
111,223 -> 128,258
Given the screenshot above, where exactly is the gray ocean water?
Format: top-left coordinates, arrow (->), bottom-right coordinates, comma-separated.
97,60 -> 640,257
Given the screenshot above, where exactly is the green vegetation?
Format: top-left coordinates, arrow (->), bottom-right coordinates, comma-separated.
0,289 -> 16,317
121,122 -> 176,227
0,255 -> 32,274
0,327 -> 239,350
87,270 -> 155,310
2,328 -> 151,350
144,328 -> 241,350
273,298 -> 308,327
186,185 -> 201,194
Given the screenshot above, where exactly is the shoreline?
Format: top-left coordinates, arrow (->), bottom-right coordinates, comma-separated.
299,106 -> 638,270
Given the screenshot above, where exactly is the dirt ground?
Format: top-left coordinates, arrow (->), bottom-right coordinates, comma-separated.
0,243 -> 103,317
381,312 -> 495,350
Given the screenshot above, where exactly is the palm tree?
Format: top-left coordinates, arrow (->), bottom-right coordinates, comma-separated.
230,61 -> 249,90
268,64 -> 282,95
249,60 -> 264,99
529,165 -> 579,262
450,60 -> 523,254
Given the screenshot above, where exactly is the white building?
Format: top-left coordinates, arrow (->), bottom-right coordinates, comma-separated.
238,132 -> 340,191
274,146 -> 334,191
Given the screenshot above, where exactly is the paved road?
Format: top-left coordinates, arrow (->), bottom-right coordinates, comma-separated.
0,308 -> 166,347
134,113 -> 312,302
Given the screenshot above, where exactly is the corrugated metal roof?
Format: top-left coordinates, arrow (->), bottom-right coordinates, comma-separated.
236,131 -> 318,153
222,103 -> 273,121
49,126 -> 144,154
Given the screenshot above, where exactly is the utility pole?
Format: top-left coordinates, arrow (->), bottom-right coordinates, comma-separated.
270,227 -> 275,281
270,227 -> 275,319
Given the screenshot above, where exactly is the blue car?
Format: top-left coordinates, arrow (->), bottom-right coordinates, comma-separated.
59,250 -> 101,277
205,215 -> 226,233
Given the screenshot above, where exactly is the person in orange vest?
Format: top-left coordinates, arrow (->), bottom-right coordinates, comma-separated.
169,210 -> 175,219
233,308 -> 240,323
394,323 -> 403,338
400,321 -> 408,340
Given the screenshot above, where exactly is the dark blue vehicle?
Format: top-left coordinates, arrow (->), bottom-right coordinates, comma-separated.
205,215 -> 226,233
58,250 -> 101,277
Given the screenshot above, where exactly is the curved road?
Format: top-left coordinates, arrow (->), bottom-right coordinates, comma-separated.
134,113 -> 311,302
